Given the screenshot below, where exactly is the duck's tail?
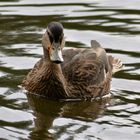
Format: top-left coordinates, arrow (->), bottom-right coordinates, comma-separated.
108,55 -> 124,74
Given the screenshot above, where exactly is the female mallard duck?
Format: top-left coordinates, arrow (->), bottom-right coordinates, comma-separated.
22,22 -> 123,100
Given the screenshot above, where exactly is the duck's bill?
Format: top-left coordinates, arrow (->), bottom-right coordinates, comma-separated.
50,43 -> 64,64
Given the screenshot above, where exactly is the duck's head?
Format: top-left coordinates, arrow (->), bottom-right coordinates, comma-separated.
42,22 -> 65,64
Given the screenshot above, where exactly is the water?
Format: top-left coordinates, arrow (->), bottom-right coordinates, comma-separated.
0,0 -> 140,139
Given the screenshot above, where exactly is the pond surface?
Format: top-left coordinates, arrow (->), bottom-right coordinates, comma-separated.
0,0 -> 140,140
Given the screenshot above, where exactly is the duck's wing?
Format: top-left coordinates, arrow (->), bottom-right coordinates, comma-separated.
62,40 -> 110,85
62,40 -> 123,86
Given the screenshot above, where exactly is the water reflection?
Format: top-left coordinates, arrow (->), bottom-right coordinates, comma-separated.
27,94 -> 111,139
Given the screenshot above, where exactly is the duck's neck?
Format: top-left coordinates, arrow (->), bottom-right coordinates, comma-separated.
43,48 -> 69,98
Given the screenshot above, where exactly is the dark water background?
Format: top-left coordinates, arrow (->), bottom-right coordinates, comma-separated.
0,0 -> 140,140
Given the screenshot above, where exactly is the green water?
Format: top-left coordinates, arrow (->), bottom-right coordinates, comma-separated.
0,0 -> 140,140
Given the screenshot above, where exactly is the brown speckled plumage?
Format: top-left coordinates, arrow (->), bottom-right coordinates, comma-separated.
22,22 -> 123,100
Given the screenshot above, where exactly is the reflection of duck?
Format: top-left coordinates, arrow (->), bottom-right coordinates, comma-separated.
22,22 -> 123,100
27,94 -> 111,139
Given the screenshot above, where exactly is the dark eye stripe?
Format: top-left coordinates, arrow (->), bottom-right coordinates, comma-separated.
47,31 -> 53,44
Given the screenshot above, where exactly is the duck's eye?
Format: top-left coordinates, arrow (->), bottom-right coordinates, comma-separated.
47,31 -> 53,44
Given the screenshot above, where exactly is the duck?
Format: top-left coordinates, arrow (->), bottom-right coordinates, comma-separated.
22,22 -> 123,100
